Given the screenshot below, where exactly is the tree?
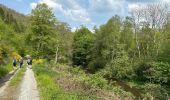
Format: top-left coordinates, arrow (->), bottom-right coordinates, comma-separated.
90,15 -> 121,71
120,16 -> 135,58
29,3 -> 57,58
131,4 -> 169,59
158,21 -> 170,63
55,22 -> 73,63
0,4 -> 28,32
72,26 -> 94,68
105,44 -> 133,80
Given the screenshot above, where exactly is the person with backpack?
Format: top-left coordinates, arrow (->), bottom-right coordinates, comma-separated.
19,57 -> 24,68
13,57 -> 17,69
27,57 -> 32,69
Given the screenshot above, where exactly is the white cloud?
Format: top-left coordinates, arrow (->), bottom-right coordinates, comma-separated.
39,0 -> 58,9
128,4 -> 140,12
30,0 -> 91,24
30,2 -> 37,9
128,3 -> 146,13
89,0 -> 125,14
162,0 -> 170,3
29,0 -> 127,25
71,27 -> 77,32
64,9 -> 91,24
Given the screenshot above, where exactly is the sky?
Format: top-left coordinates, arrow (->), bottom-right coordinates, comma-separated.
0,0 -> 170,31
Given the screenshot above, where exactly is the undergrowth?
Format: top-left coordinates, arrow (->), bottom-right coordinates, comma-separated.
0,63 -> 13,79
33,63 -> 134,100
33,64 -> 98,100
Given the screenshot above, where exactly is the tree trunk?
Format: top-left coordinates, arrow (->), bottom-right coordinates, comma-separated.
135,29 -> 140,58
55,46 -> 59,64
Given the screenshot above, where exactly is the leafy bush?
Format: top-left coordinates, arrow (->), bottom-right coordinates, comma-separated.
113,86 -> 134,99
0,63 -> 13,78
103,50 -> 134,80
0,47 -> 2,62
68,65 -> 134,99
140,83 -> 169,100
135,61 -> 170,84
0,66 -> 8,78
135,62 -> 155,81
84,74 -> 108,89
152,62 -> 170,84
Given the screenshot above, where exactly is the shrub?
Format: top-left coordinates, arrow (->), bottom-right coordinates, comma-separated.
135,61 -> 170,84
33,59 -> 45,64
140,83 -> 169,100
103,51 -> 134,80
85,74 -> 108,89
11,52 -> 21,61
0,64 -> 13,78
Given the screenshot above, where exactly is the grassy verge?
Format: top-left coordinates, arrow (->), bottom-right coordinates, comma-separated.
33,63 -> 134,100
9,65 -> 26,87
33,64 -> 98,100
0,63 -> 13,79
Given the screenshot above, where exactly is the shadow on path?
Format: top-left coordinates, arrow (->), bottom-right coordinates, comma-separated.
0,69 -> 18,88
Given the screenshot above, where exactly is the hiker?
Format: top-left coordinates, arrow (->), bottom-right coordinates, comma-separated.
27,57 -> 32,69
13,57 -> 17,69
19,57 -> 24,68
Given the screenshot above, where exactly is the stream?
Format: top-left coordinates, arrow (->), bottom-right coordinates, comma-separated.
109,78 -> 143,100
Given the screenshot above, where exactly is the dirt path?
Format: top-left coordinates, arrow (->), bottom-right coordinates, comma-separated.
18,67 -> 39,100
0,69 -> 18,95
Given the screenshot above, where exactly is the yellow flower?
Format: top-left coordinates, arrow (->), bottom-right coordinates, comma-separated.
12,52 -> 21,61
33,59 -> 44,64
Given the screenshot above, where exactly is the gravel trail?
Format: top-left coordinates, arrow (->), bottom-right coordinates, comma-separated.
18,67 -> 39,100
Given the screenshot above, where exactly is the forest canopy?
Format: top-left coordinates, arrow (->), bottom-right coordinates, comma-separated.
0,3 -> 170,99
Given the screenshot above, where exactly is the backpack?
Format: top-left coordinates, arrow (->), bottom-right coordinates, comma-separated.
27,59 -> 30,64
20,59 -> 23,63
13,59 -> 17,64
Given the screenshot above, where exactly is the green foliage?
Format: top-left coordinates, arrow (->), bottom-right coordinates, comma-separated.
72,26 -> 94,67
69,67 -> 108,89
135,61 -> 170,84
69,66 -> 132,97
120,16 -> 135,54
33,64 -> 99,100
89,15 -> 122,71
0,64 -> 13,78
0,4 -> 28,65
140,83 -> 169,100
33,64 -> 66,100
0,4 -> 28,32
55,22 -> 73,63
85,74 -> 108,89
9,66 -> 26,86
152,62 -> 170,84
1,2 -> 170,99
105,49 -> 133,80
28,3 -> 57,58
158,38 -> 170,63
135,61 -> 155,82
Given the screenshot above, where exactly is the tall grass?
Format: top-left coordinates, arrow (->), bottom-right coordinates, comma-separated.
0,63 -> 13,79
33,64 -> 97,100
